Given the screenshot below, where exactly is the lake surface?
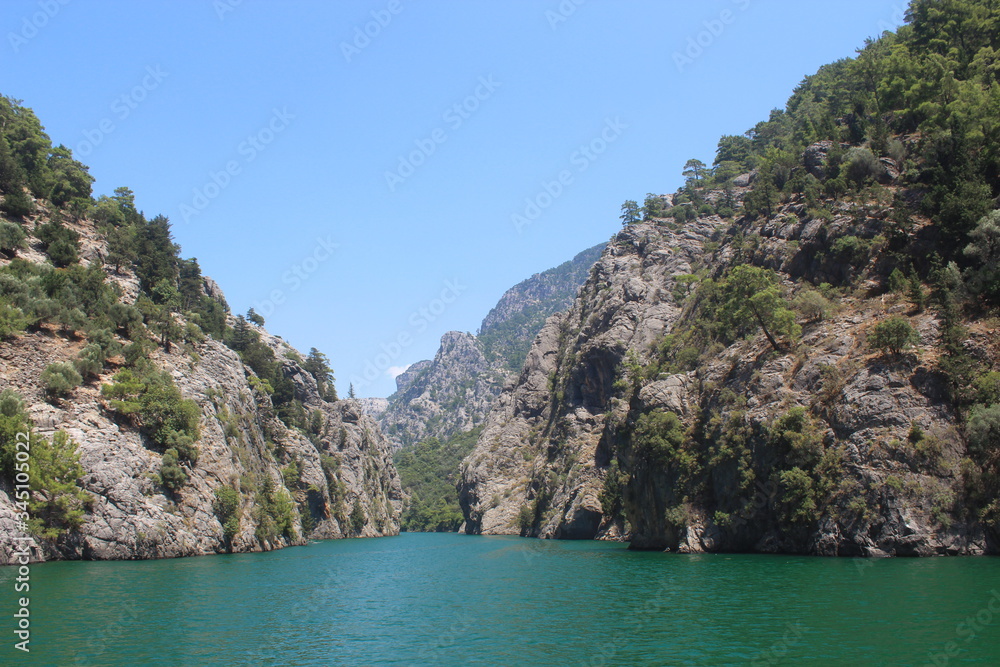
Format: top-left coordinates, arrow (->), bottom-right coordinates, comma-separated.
2,532 -> 999,666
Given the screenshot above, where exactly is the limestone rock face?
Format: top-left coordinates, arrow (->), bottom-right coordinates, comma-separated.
0,233 -> 401,564
803,140 -> 834,180
460,220 -> 719,539
379,332 -> 502,450
0,325 -> 402,565
458,198 -> 992,556
357,397 -> 389,418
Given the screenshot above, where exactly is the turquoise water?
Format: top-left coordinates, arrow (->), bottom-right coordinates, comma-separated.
2,533 -> 999,666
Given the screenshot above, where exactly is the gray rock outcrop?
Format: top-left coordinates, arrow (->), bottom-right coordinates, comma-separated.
458,190 -> 991,556
379,332 -> 503,450
0,216 -> 401,565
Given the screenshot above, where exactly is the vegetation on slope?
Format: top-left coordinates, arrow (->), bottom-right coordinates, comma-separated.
478,244 -> 605,374
599,0 -> 1000,540
0,93 -> 344,542
395,427 -> 481,532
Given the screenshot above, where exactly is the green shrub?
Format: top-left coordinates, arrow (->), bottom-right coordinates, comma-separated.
0,302 -> 27,339
102,369 -> 201,450
0,389 -> 29,481
516,504 -> 534,533
73,343 -> 105,378
162,428 -> 198,463
664,504 -> 689,528
56,308 -> 86,336
631,411 -> 687,468
830,235 -> 871,266
963,211 -> 1000,305
41,361 -> 82,397
46,237 -> 79,268
843,148 -> 880,184
778,467 -> 817,524
888,268 -> 908,294
885,475 -> 905,493
281,459 -> 301,489
213,487 -> 241,541
598,459 -> 626,518
109,303 -> 143,337
0,189 -> 34,218
867,317 -> 919,356
973,372 -> 1000,406
966,404 -> 1000,456
0,221 -> 25,256
26,430 -> 89,541
793,289 -> 831,322
673,346 -> 700,372
253,477 -> 296,543
770,407 -> 824,469
349,499 -> 366,534
159,448 -> 187,491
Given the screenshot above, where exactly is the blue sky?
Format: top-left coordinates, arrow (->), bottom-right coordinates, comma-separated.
2,0 -> 906,397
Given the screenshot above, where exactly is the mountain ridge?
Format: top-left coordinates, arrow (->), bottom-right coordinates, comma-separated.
376,244 -> 605,450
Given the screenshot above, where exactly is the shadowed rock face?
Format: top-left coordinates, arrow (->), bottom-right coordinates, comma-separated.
0,214 -> 402,565
458,195 -> 992,556
459,220 -> 713,540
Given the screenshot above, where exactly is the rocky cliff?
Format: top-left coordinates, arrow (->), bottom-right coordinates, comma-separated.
377,245 -> 605,450
0,208 -> 402,565
458,175 -> 997,556
379,331 -> 503,450
458,216 -> 715,541
478,244 -> 607,373
356,396 -> 389,418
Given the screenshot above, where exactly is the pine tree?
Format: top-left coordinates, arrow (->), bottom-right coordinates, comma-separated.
106,225 -> 137,273
228,315 -> 254,352
304,348 -> 337,400
683,158 -> 708,184
620,200 -> 641,226
177,258 -> 204,311
247,307 -> 265,326
134,215 -> 179,293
